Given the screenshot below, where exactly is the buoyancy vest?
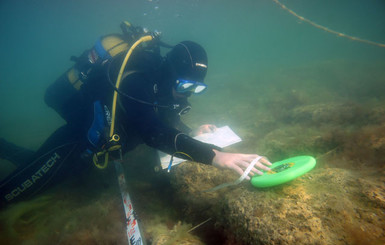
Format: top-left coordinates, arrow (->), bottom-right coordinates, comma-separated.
44,22 -> 165,168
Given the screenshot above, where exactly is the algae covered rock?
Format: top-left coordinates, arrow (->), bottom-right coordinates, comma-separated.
171,162 -> 385,245
290,102 -> 366,125
151,221 -> 205,245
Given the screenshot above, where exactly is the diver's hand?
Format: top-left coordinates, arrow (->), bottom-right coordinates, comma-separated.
192,124 -> 217,136
211,150 -> 272,180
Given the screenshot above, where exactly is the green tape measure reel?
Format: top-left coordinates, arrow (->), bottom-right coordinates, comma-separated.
251,155 -> 316,188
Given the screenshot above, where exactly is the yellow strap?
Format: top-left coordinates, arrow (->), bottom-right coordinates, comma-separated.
92,144 -> 122,169
93,151 -> 110,169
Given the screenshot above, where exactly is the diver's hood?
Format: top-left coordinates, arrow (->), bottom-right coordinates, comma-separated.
166,41 -> 208,82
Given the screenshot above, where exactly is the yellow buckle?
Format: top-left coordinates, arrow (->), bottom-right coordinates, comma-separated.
93,134 -> 122,169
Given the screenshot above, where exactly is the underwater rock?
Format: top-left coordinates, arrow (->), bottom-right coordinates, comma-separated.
261,125 -> 323,159
171,162 -> 385,245
150,221 -> 205,245
290,102 -> 366,126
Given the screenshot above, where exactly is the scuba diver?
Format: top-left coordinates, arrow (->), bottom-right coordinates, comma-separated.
0,22 -> 271,207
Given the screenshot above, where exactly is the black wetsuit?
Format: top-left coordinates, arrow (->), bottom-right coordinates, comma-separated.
0,49 -> 218,207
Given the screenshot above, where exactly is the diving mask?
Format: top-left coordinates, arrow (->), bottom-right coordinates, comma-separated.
175,79 -> 207,94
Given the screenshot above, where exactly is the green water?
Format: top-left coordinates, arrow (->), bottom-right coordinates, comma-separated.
0,0 -> 384,146
1,0 -> 385,244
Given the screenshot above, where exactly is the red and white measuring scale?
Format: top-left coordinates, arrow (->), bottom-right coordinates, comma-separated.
114,160 -> 144,245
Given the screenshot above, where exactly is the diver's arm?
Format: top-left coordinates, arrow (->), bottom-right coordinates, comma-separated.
132,111 -> 219,164
119,76 -> 218,164
130,102 -> 271,175
119,76 -> 271,177
135,109 -> 271,177
171,132 -> 220,164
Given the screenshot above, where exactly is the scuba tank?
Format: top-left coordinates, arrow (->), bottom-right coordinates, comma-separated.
44,23 -> 141,124
44,35 -> 129,126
